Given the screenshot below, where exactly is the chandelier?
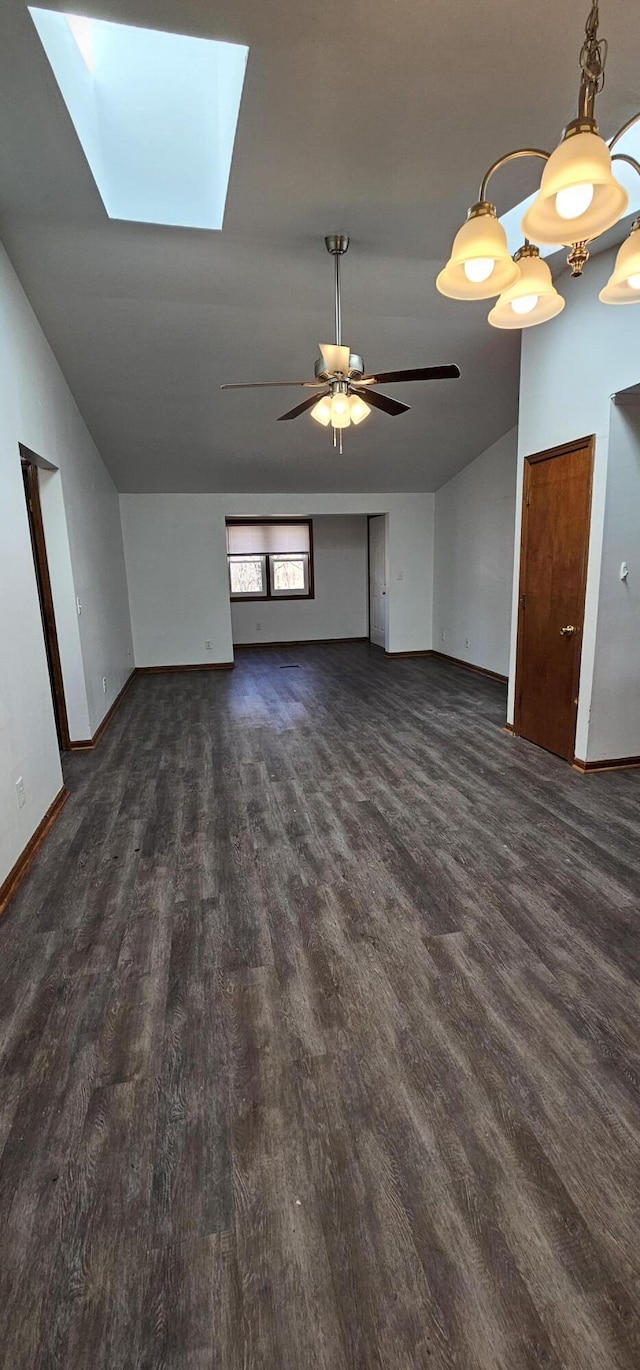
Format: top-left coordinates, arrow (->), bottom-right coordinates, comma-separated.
436,2 -> 640,328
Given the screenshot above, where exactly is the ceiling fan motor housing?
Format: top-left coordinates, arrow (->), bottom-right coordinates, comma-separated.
325,234 -> 350,255
314,352 -> 364,383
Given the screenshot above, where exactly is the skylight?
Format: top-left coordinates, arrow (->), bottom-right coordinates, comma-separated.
29,9 -> 249,230
66,15 -> 95,70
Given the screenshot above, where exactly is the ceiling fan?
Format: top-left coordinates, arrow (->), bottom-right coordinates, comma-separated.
221,235 -> 461,450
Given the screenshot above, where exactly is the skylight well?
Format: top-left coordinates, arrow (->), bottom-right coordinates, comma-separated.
29,9 -> 249,229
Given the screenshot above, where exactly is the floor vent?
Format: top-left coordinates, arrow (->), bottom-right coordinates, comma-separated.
279,664 -> 300,669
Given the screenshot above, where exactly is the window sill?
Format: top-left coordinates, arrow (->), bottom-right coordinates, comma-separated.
230,593 -> 315,603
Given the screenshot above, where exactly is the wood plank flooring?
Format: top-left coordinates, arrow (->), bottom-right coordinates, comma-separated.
1,643 -> 640,1368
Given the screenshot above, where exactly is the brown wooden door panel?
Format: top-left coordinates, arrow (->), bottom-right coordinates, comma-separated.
514,437 -> 594,762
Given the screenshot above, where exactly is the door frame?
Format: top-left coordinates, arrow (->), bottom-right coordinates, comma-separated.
20,451 -> 71,750
513,434 -> 595,759
367,513 -> 387,650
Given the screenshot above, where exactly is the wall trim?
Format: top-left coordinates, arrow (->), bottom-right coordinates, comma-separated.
384,648 -> 507,683
503,732 -> 640,773
573,754 -> 640,773
384,649 -> 432,659
136,662 -> 235,673
234,637 -> 368,649
429,650 -> 508,684
68,668 -> 137,750
0,787 -> 69,918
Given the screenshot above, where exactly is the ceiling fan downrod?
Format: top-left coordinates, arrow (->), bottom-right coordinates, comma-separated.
325,234 -> 349,347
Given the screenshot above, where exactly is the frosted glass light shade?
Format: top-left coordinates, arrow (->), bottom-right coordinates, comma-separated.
488,249 -> 564,329
522,128 -> 628,245
311,395 -> 332,425
436,204 -> 520,300
330,392 -> 351,428
349,394 -> 370,424
599,221 -> 640,304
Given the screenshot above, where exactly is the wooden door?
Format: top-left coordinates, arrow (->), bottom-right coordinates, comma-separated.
21,458 -> 71,750
368,516 -> 387,649
514,436 -> 594,762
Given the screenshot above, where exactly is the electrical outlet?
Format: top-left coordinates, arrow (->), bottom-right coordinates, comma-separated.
102,676 -> 107,693
440,630 -> 446,642
15,776 -> 26,809
205,640 -> 213,650
256,622 -> 262,632
464,637 -> 470,650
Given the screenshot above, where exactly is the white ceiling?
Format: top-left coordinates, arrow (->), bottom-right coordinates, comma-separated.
0,0 -> 638,492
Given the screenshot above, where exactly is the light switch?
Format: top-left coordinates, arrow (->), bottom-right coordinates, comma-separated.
620,562 -> 629,581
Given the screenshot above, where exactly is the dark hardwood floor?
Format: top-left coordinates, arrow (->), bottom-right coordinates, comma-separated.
1,644 -> 640,1369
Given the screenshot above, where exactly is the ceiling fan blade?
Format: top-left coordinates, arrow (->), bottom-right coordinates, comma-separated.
319,343 -> 351,375
221,380 -> 323,390
278,391 -> 329,422
352,387 -> 410,417
359,364 -> 461,385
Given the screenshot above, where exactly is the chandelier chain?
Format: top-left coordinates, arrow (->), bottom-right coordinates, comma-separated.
579,1 -> 608,95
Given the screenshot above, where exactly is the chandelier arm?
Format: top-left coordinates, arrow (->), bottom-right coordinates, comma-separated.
608,112 -> 640,152
478,149 -> 550,206
611,152 -> 640,180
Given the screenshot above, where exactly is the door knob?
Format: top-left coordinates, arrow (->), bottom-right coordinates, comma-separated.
560,624 -> 576,636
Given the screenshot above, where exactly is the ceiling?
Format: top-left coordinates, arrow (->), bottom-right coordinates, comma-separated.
0,0 -> 638,493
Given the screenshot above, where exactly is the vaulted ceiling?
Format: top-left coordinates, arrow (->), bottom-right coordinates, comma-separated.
0,0 -> 638,492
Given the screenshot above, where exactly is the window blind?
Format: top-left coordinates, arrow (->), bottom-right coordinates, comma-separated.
226,522 -> 310,555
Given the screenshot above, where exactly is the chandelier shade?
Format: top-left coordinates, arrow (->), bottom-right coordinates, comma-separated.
599,220 -> 640,304
521,127 -> 629,245
488,248 -> 565,328
436,7 -> 640,328
436,204 -> 521,300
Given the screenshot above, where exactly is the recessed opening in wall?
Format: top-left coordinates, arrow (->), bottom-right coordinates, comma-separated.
226,520 -> 314,602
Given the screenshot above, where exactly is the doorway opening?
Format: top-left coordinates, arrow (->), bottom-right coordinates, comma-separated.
20,452 -> 71,750
368,515 -> 387,649
514,435 -> 594,762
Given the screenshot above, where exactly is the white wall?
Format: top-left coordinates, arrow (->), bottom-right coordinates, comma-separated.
121,492 -> 435,665
230,515 -> 367,644
587,402 -> 640,761
434,427 -> 517,677
509,245 -> 640,760
120,495 -> 234,667
0,239 -> 133,886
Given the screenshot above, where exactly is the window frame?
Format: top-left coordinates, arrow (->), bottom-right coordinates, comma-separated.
268,552 -> 310,598
227,553 -> 268,599
226,518 -> 314,603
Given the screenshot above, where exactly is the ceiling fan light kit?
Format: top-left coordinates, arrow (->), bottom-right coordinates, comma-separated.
222,235 -> 460,450
437,1 -> 640,329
